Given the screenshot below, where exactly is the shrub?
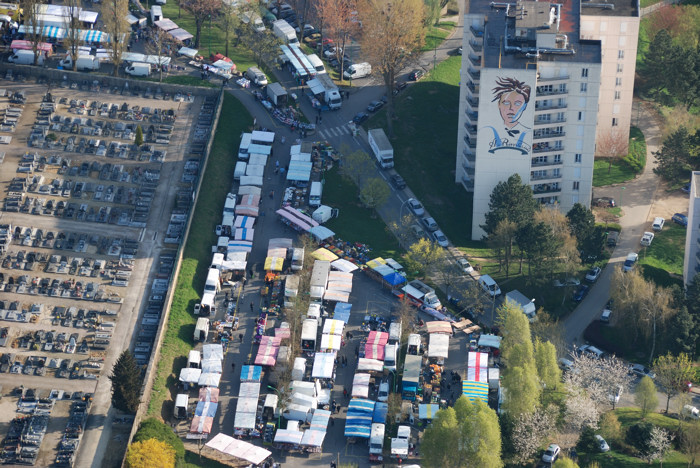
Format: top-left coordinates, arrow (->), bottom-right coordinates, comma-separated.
133,418 -> 184,465
577,426 -> 599,453
626,421 -> 654,453
599,411 -> 623,445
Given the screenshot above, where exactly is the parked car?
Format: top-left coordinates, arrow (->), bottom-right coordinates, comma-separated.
409,69 -> 425,81
352,112 -> 369,124
593,197 -> 616,207
629,364 -> 656,379
553,277 -> 580,287
682,183 -> 691,193
391,174 -> 406,189
410,224 -> 426,239
652,217 -> 665,231
456,258 -> 474,274
595,435 -> 610,452
422,217 -> 439,232
673,213 -> 688,226
377,380 -> 389,402
578,344 -> 605,359
623,252 -> 638,272
573,284 -> 590,302
433,230 -> 448,247
640,231 -> 654,246
367,100 -> 384,112
542,444 -> 560,463
585,267 -> 601,282
407,198 -> 424,216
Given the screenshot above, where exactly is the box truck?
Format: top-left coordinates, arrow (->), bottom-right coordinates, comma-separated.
368,128 -> 394,169
272,19 -> 298,44
309,181 -> 323,207
125,62 -> 151,77
306,73 -> 342,110
9,50 -> 43,65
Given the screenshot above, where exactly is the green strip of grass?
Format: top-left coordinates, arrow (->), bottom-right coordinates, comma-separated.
147,93 -> 252,417
422,22 -> 456,52
639,223 -> 686,276
322,167 -> 401,259
368,56 -> 471,247
593,159 -> 638,187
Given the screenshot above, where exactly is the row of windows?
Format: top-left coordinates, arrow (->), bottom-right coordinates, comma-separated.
532,154 -> 582,164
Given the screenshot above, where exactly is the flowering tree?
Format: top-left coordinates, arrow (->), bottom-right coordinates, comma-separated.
564,351 -> 633,410
510,405 -> 558,463
644,426 -> 674,466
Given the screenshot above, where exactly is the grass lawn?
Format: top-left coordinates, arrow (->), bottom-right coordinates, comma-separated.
368,56 -> 472,247
639,222 -> 685,276
593,159 -> 638,187
422,22 -> 457,52
322,167 -> 401,259
575,408 -> 691,468
146,93 -> 252,418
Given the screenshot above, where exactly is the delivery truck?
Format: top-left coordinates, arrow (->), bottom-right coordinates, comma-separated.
402,354 -> 422,400
368,128 -> 394,169
402,279 -> 442,310
369,423 -> 385,462
194,317 -> 210,341
301,318 -> 317,354
272,19 -> 298,44
306,73 -> 342,110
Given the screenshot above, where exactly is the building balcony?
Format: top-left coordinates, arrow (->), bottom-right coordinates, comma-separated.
466,80 -> 479,93
461,176 -> 475,191
463,163 -> 475,176
534,117 -> 566,126
532,144 -> 564,154
530,172 -> 562,181
464,123 -> 477,136
531,158 -> 563,167
469,54 -> 481,66
463,148 -> 475,163
533,130 -> 565,140
469,26 -> 484,38
465,109 -> 478,122
464,135 -> 476,149
469,40 -> 482,52
532,183 -> 562,194
467,96 -> 479,107
468,68 -> 481,80
537,74 -> 570,82
535,102 -> 567,111
536,88 -> 568,96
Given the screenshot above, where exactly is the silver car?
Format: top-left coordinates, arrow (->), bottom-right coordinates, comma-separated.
433,230 -> 448,247
407,198 -> 424,216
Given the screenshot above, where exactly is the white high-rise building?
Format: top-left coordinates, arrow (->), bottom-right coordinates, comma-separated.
456,0 -> 639,240
683,172 -> 700,286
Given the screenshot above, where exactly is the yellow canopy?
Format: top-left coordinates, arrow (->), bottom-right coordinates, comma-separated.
264,257 -> 284,271
311,248 -> 339,262
365,258 -> 386,269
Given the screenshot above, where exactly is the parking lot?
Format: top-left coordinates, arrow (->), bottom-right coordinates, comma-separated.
0,74 -> 215,467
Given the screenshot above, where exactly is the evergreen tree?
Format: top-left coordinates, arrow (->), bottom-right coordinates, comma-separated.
644,30 -> 675,94
109,350 -> 143,414
135,126 -> 144,147
653,127 -> 694,181
482,174 -> 539,236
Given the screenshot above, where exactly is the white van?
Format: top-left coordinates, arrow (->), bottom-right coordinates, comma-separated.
344,62 -> 371,79
246,66 -> 268,86
478,274 -> 501,297
652,217 -> 665,231
307,54 -> 326,73
150,5 -> 163,23
60,55 -> 100,71
125,62 -> 151,77
204,268 -> 221,294
309,181 -> 323,207
9,50 -> 43,66
683,405 -> 700,420
383,343 -> 397,372
291,248 -> 305,271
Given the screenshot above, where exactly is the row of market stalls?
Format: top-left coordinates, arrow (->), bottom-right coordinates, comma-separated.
154,18 -> 194,45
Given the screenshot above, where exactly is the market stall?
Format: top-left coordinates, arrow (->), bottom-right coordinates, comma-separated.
333,302 -> 352,323
235,227 -> 255,241
322,318 -> 345,336
357,358 -> 384,372
255,335 -> 282,366
205,434 -> 271,465
425,321 -> 453,335
201,359 -> 222,374
418,404 -> 439,420
199,387 -> 220,402
187,350 -> 201,368
179,367 -> 201,386
364,331 -> 388,361
310,226 -> 335,242
344,399 -> 375,438
312,248 -> 339,262
227,239 -> 253,253
331,258 -> 358,273
428,334 -> 450,359
312,352 -> 336,379
352,373 -> 371,398
234,215 -> 256,229
320,333 -> 342,351
198,372 -> 222,388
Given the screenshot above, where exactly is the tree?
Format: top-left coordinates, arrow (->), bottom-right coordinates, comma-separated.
596,127 -> 630,172
566,204 -> 604,262
488,219 -> 518,276
62,0 -> 82,72
102,0 -> 130,76
317,0 -> 359,78
423,397 -> 503,468
516,221 -> 558,279
218,2 -> 248,57
644,29 -> 675,94
245,29 -> 283,68
599,411 -> 623,445
424,0 -> 443,27
653,126 -> 694,181
404,238 -> 445,277
510,405 -> 557,464
358,0 -> 425,136
644,426 -> 674,466
531,311 -> 566,357
653,352 -> 694,413
21,0 -> 44,66
145,28 -> 176,82
125,438 -> 175,468
681,421 -> 700,467
535,209 -> 580,289
340,146 -> 374,189
553,458 -> 580,468
135,126 -> 144,147
534,338 -> 561,391
498,301 -> 540,417
183,0 -> 222,48
667,49 -> 699,110
387,214 -> 419,247
483,174 -> 539,236
133,418 -> 184,465
564,351 -> 632,410
359,177 -> 390,211
109,350 -> 143,414
635,376 -> 659,419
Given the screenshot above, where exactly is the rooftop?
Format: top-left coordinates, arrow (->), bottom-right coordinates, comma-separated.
580,0 -> 639,18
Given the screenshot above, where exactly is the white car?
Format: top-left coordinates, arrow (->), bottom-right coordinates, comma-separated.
585,267 -> 601,282
456,258 -> 474,273
377,380 -> 389,402
623,252 -> 638,272
608,385 -> 623,404
553,277 -> 580,287
595,435 -> 610,452
542,444 -> 560,463
629,364 -> 656,379
407,198 -> 424,216
432,230 -> 448,247
640,231 -> 654,247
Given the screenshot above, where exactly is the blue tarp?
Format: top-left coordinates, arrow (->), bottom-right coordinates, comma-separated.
310,409 -> 331,431
335,302 -> 352,313
310,225 -> 335,241
334,310 -> 350,323
240,365 -> 262,382
344,424 -> 371,438
195,401 -> 218,417
383,272 -> 407,286
373,402 -> 388,423
348,399 -> 375,412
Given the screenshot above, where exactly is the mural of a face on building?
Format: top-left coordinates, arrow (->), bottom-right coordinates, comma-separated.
483,76 -> 532,155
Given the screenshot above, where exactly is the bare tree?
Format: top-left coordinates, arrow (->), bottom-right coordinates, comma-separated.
102,0 -> 130,76
317,0 -> 359,78
146,27 -> 176,82
21,0 -> 44,65
358,0 -> 425,136
244,28 -> 282,68
219,1 -> 254,57
63,0 -> 82,71
183,0 -> 222,48
488,219 -> 517,276
387,214 -> 418,247
596,127 -> 629,173
681,422 -> 700,467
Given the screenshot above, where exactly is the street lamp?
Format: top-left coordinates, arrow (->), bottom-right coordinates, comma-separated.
267,385 -> 282,428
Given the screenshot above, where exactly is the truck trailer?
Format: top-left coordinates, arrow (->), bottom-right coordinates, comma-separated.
368,128 -> 394,169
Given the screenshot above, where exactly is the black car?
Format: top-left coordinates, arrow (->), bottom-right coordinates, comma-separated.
409,69 -> 425,81
367,100 -> 384,112
353,112 -> 369,124
391,174 -> 406,189
573,285 -> 590,302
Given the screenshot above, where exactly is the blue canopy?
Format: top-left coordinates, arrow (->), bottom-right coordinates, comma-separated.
335,302 -> 352,314
373,402 -> 388,423
348,399 -> 375,412
310,225 -> 335,241
240,365 -> 262,382
344,424 -> 371,438
194,401 -> 218,417
383,272 -> 406,286
334,310 -> 350,323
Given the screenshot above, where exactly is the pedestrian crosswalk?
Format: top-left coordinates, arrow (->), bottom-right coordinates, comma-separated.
316,125 -> 353,139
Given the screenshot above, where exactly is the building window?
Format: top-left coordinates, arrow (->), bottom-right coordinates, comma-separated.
615,77 -> 623,86
553,154 -> 562,163
581,68 -> 589,78
578,111 -> 583,121
617,63 -> 623,73
575,153 -> 582,163
580,82 -> 587,93
533,156 -> 548,165
573,181 -> 580,190
614,90 -> 621,100
556,112 -> 565,122
618,50 -> 624,59
612,118 -> 619,126
553,168 -> 561,177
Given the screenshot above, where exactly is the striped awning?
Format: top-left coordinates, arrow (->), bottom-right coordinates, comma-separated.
79,29 -> 109,43
462,380 -> 489,402
18,25 -> 66,39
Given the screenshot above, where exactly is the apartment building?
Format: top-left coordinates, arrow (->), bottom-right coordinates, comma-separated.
683,172 -> 700,286
456,0 -> 638,240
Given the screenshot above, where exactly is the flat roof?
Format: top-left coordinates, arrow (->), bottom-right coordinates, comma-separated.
581,0 -> 639,18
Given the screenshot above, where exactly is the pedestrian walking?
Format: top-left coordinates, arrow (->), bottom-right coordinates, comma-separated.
330,416 -> 335,426
239,333 -> 244,342
250,302 -> 254,312
231,362 -> 236,370
343,389 -> 348,398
